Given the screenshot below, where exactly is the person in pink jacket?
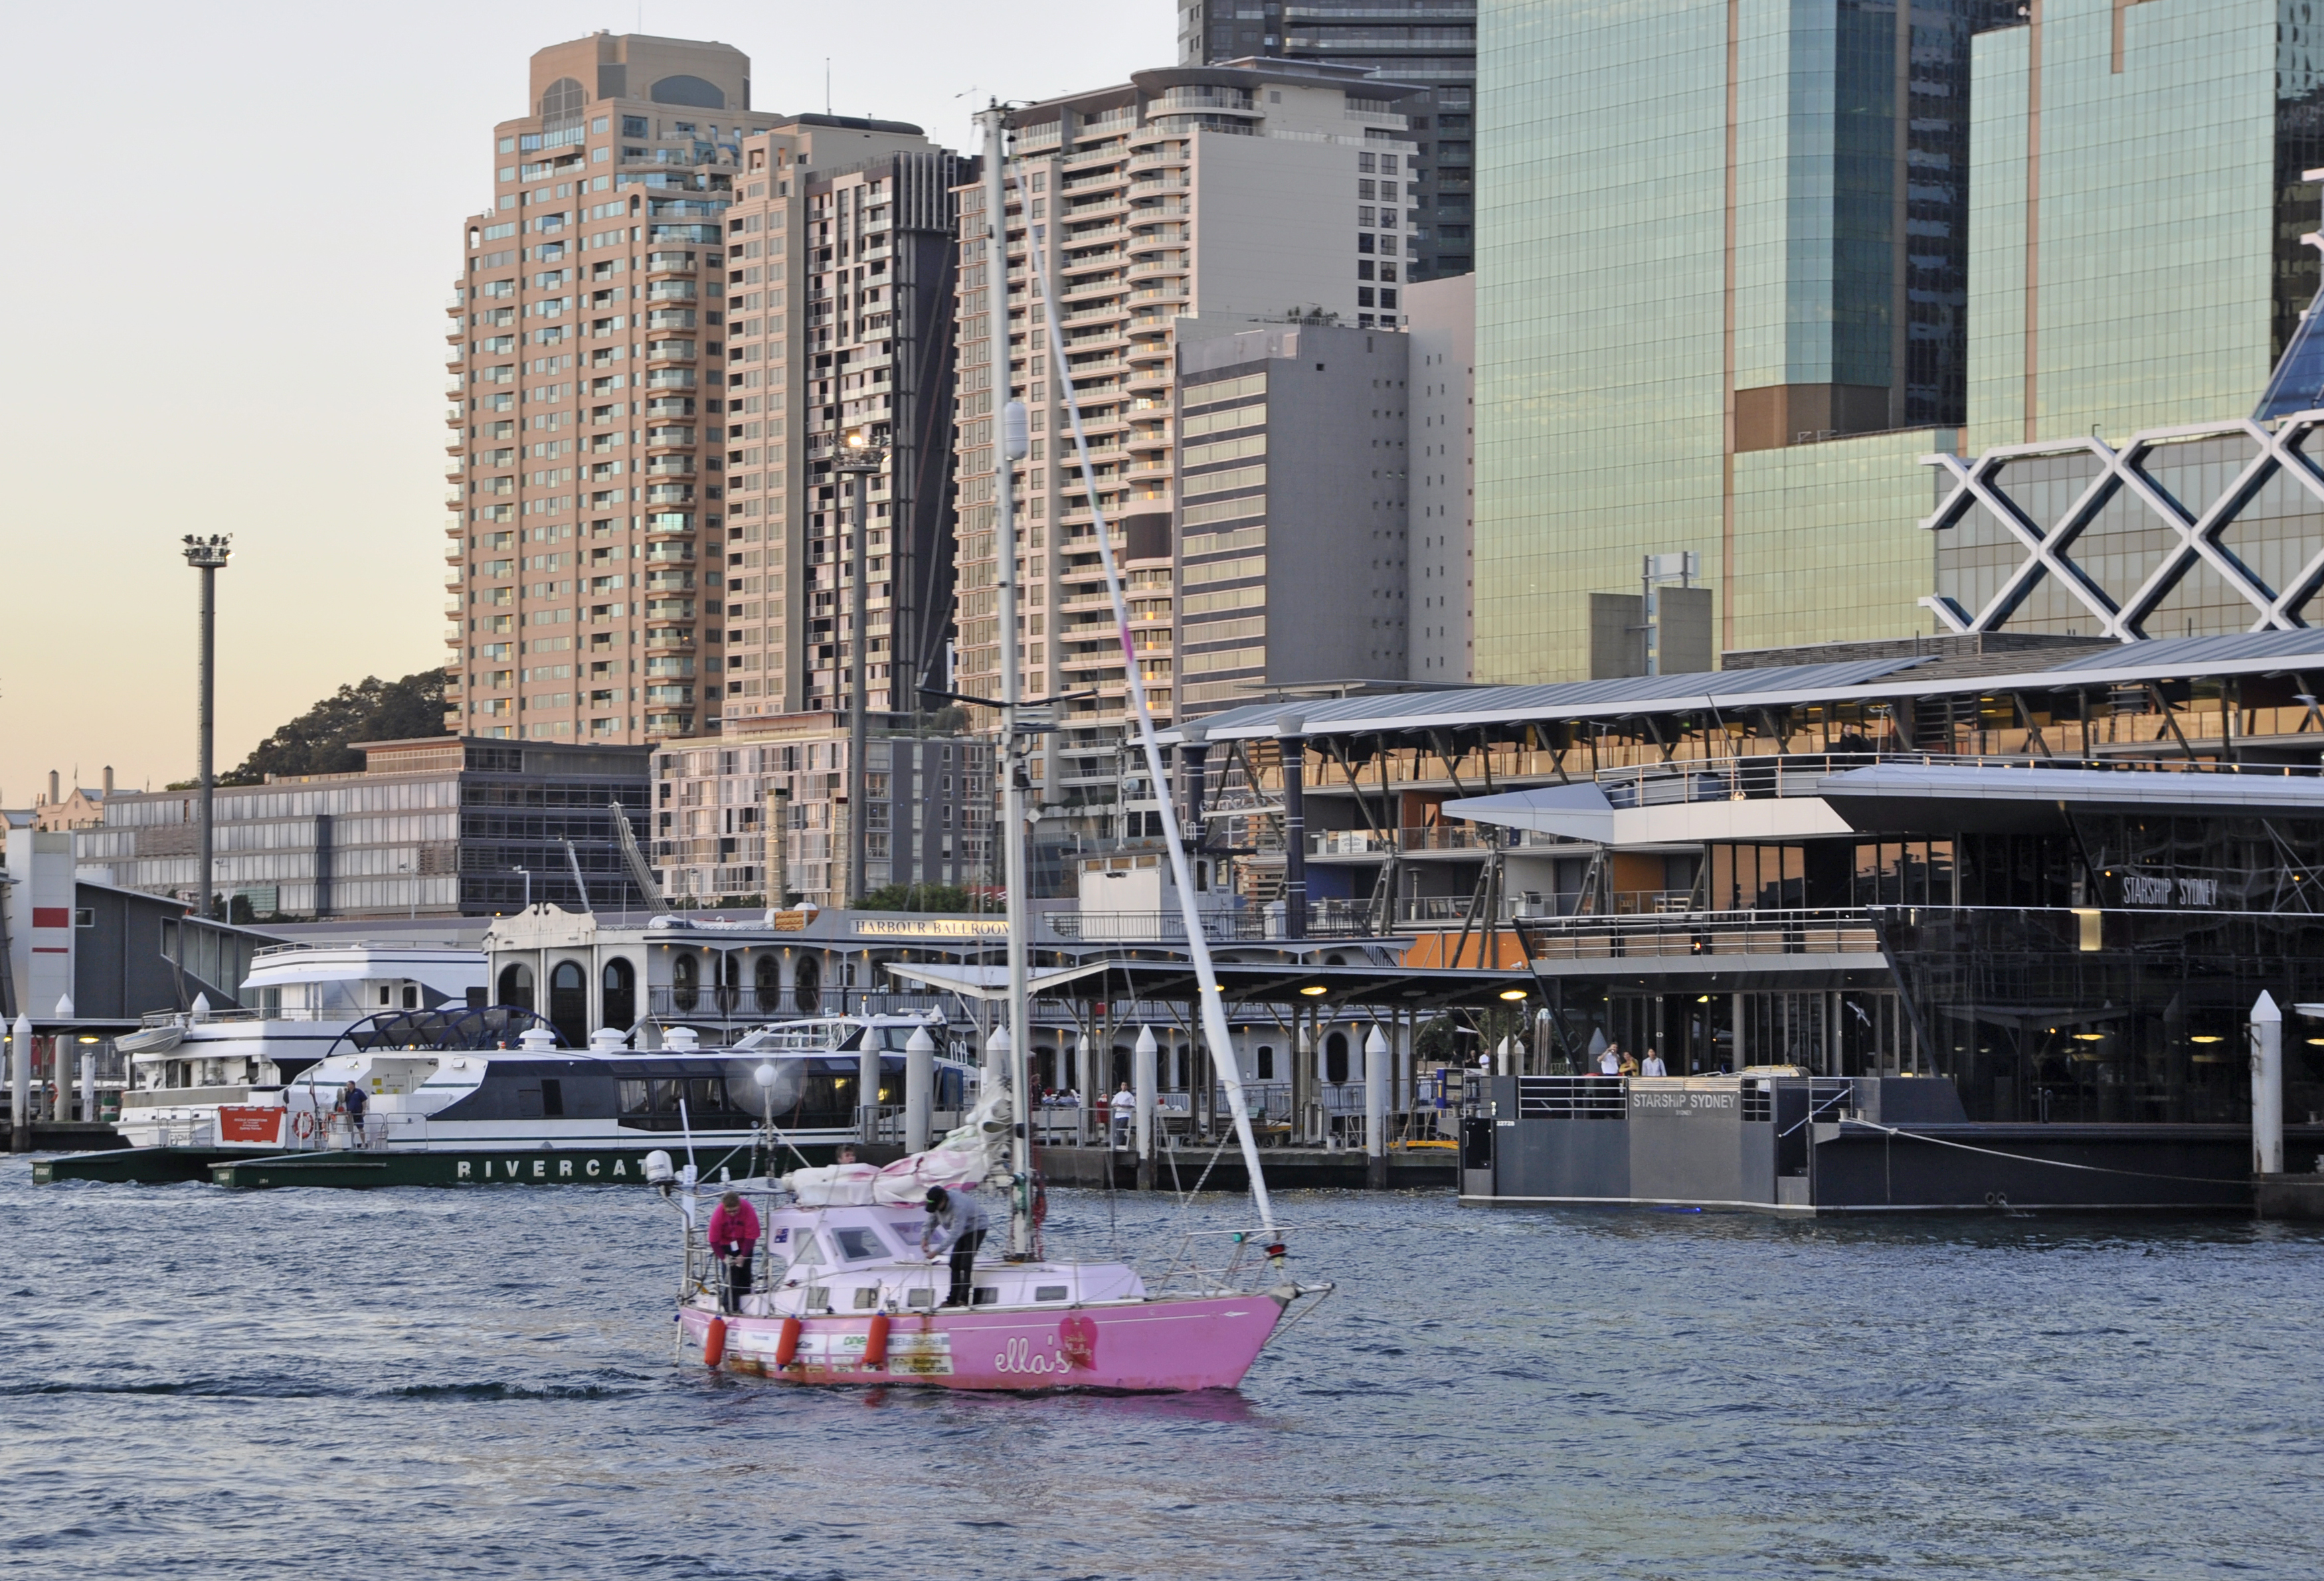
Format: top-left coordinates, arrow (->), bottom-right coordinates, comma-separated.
707,1190 -> 761,1314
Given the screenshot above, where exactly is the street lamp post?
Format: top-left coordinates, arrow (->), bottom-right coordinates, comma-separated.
181,535 -> 231,918
513,867 -> 531,910
834,430 -> 888,910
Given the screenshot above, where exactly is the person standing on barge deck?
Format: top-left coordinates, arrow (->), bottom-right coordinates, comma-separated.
708,1189 -> 760,1315
921,1185 -> 989,1308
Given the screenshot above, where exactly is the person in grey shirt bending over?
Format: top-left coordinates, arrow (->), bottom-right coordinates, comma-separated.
921,1185 -> 990,1308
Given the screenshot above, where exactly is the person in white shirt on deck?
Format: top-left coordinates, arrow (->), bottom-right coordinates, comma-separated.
1640,1047 -> 1669,1078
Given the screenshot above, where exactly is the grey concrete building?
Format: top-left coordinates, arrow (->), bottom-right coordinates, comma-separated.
1405,271 -> 1472,681
1174,319 -> 1412,710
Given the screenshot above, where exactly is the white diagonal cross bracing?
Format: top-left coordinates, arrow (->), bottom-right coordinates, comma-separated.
1918,410 -> 2324,640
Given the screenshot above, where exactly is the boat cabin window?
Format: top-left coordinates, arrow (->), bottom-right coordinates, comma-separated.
830,1227 -> 886,1262
905,1289 -> 935,1308
1034,1285 -> 1068,1302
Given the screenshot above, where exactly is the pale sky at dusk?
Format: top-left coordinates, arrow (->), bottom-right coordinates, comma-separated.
0,0 -> 1171,805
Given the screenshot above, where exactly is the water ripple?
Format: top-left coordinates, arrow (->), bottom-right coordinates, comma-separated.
3,1165 -> 2321,1578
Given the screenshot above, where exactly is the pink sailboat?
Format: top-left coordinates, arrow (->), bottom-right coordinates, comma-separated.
660,107 -> 1322,1392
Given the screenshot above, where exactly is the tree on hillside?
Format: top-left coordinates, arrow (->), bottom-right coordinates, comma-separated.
855,882 -> 982,914
216,671 -> 448,785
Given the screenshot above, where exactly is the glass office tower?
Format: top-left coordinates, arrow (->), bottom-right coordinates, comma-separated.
1474,1 -> 2020,680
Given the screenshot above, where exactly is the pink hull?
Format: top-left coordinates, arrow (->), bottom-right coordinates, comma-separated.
677,1294 -> 1285,1392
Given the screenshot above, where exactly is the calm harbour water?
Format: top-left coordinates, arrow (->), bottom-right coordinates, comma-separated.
3,1157 -> 2320,1580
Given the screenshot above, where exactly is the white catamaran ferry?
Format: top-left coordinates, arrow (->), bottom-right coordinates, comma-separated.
111,941 -> 485,1150
184,1012 -> 980,1188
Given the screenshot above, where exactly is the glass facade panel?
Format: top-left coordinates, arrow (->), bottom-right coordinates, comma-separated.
1967,0 -> 2281,448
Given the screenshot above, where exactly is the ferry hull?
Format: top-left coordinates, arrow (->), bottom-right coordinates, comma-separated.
44,1141 -> 849,1189
675,1293 -> 1287,1393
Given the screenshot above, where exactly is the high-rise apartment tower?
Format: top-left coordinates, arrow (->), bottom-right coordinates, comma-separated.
1179,1 -> 1475,278
952,58 -> 1419,821
446,34 -> 960,746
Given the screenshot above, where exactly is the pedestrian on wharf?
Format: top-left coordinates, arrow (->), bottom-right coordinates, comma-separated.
708,1189 -> 760,1315
921,1185 -> 990,1308
1617,1046 -> 1640,1077
1110,1082 -> 1135,1149
1597,1044 -> 1623,1076
1640,1046 -> 1668,1078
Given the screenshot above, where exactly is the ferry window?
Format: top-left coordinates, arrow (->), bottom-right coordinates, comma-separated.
832,1227 -> 885,1262
540,1078 -> 564,1117
618,1079 -> 650,1114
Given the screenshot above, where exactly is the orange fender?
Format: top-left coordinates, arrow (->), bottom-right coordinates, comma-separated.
774,1315 -> 802,1368
703,1315 -> 727,1369
863,1311 -> 891,1371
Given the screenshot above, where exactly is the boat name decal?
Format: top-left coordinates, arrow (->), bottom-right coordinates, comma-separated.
994,1334 -> 1074,1376
456,1155 -> 630,1180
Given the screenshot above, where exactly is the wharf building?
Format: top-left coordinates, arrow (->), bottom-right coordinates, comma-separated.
444,32 -> 961,748
951,58 -> 1422,871
1170,629 -> 2324,1208
70,738 -> 651,919
1178,0 -> 1476,278
649,713 -> 992,909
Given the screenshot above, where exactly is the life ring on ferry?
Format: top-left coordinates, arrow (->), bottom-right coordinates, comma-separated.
703,1315 -> 727,1369
291,1111 -> 317,1140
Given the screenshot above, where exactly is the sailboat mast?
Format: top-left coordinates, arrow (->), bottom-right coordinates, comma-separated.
980,104 -> 1037,1258
1027,236 -> 1279,1240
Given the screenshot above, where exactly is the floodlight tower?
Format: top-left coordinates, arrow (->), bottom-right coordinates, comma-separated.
181,535 -> 232,918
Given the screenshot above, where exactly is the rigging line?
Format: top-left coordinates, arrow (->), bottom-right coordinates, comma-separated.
1840,1118 -> 2248,1187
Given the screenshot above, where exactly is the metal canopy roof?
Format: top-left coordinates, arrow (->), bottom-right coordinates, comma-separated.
2039,629 -> 2324,671
1174,657 -> 1933,742
1169,632 -> 2324,744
